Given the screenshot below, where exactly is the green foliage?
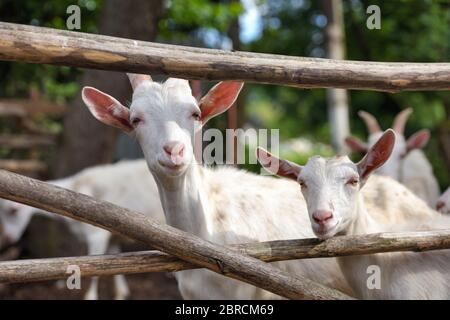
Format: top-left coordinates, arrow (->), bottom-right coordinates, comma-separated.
158,0 -> 243,44
0,0 -> 101,101
245,0 -> 450,188
0,0 -> 449,189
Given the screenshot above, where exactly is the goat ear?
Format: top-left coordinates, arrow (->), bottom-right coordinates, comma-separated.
256,147 -> 302,181
357,129 -> 396,183
406,129 -> 430,153
199,81 -> 244,123
345,136 -> 368,153
82,87 -> 133,133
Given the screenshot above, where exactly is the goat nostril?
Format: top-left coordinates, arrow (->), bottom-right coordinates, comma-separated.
179,144 -> 185,155
436,201 -> 445,211
313,210 -> 333,224
163,142 -> 185,158
163,146 -> 172,156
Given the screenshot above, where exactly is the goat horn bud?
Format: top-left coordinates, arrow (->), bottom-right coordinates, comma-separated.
358,110 -> 382,134
127,73 -> 152,90
393,108 -> 413,135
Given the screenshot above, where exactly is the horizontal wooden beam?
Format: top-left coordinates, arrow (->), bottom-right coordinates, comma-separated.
0,22 -> 449,92
0,169 -> 352,300
0,134 -> 55,149
1,229 -> 450,284
0,99 -> 66,118
0,160 -> 47,174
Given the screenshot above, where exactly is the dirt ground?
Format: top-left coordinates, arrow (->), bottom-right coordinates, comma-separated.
0,272 -> 182,300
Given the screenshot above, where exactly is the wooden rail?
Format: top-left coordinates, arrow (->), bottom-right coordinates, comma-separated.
0,134 -> 55,149
1,229 -> 450,284
0,99 -> 66,118
0,22 -> 449,92
0,169 -> 352,300
0,160 -> 47,174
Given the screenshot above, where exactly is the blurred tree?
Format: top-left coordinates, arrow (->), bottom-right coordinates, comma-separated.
0,0 -> 448,189
322,0 -> 350,155
53,0 -> 165,177
0,0 -> 99,104
244,0 -> 450,188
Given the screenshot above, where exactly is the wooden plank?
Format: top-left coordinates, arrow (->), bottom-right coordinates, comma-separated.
0,169 -> 352,300
0,160 -> 47,174
0,99 -> 66,118
0,22 -> 449,92
1,229 -> 450,284
0,134 -> 55,149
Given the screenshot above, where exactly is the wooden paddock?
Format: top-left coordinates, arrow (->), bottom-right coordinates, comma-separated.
0,22 -> 449,300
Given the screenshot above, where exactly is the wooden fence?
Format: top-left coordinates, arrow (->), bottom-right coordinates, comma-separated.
0,22 -> 449,92
0,94 -> 66,176
0,22 -> 449,300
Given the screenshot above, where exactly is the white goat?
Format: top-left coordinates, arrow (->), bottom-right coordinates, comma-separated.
81,74 -> 442,299
345,108 -> 440,207
437,187 -> 450,214
0,159 -> 164,300
82,74 -> 357,299
258,130 -> 450,299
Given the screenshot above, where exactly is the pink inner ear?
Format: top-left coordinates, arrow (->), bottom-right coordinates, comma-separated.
200,81 -> 243,122
82,87 -> 133,132
257,147 -> 300,180
358,130 -> 395,180
84,88 -> 115,110
406,130 -> 430,152
345,136 -> 368,153
257,148 -> 273,168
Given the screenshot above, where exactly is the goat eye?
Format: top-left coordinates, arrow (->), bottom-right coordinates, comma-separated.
346,177 -> 359,186
131,117 -> 141,127
192,111 -> 201,121
299,180 -> 307,189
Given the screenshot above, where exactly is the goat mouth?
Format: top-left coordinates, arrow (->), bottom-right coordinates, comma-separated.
313,220 -> 340,239
157,160 -> 186,172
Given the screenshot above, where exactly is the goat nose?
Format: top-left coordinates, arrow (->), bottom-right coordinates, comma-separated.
312,210 -> 333,225
436,201 -> 445,212
163,141 -> 185,157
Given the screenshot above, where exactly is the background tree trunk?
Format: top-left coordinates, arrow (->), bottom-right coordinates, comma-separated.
53,0 -> 164,178
438,97 -> 450,174
39,0 -> 164,259
226,1 -> 249,165
322,0 -> 350,155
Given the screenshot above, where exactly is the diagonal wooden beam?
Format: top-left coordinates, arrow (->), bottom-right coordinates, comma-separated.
0,169 -> 352,300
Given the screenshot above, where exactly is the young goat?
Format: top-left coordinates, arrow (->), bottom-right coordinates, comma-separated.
345,109 -> 440,207
82,74 -> 440,299
258,130 -> 450,299
437,187 -> 450,214
0,159 -> 164,300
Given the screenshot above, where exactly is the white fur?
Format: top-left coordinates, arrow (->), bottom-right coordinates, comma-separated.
0,159 -> 164,300
297,155 -> 450,299
83,77 -> 445,299
437,187 -> 450,214
83,78 -> 356,299
400,150 -> 440,207
352,116 -> 440,207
